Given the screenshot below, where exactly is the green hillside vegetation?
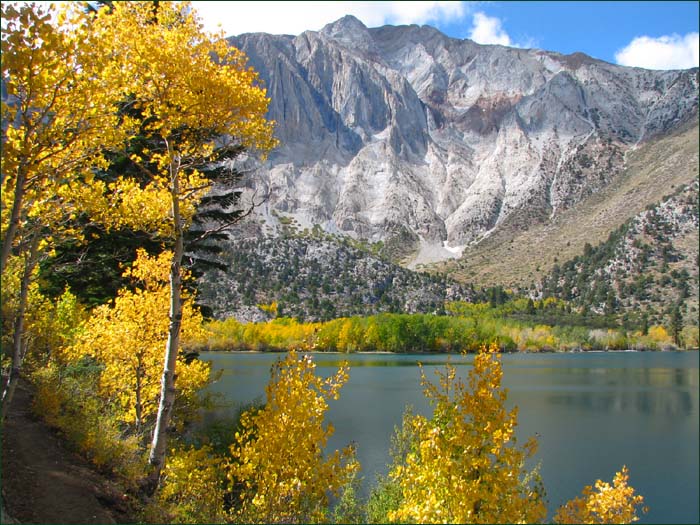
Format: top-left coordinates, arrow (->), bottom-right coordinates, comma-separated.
196,227 -> 477,322
536,179 -> 699,346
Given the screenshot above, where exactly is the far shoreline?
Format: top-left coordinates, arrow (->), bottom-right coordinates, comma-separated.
194,347 -> 697,355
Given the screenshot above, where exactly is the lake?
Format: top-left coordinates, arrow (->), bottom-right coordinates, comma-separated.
201,351 -> 699,524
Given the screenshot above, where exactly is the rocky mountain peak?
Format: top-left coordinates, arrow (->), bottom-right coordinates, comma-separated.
558,51 -> 600,70
228,18 -> 699,265
321,14 -> 367,35
319,14 -> 373,50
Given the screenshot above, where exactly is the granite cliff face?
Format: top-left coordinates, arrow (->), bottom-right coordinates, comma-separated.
229,16 -> 698,264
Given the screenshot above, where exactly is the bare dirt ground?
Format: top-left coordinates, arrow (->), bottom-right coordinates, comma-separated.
1,379 -> 135,524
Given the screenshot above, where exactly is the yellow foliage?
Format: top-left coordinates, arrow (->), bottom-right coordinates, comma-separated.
0,2 -> 118,180
445,301 -> 490,317
554,466 -> 646,524
0,255 -> 81,367
67,250 -> 209,430
238,318 -> 320,351
86,1 -> 278,236
227,350 -> 359,523
337,319 -> 366,352
648,325 -> 671,344
510,324 -> 558,351
542,297 -> 560,309
121,249 -> 174,290
156,446 -> 227,523
364,319 -> 382,349
1,3 -> 132,262
387,344 -> 546,523
31,362 -> 145,486
98,1 -> 277,151
258,301 -> 279,317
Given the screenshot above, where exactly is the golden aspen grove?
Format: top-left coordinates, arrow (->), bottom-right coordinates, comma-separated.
1,2 -> 650,523
64,250 -> 210,434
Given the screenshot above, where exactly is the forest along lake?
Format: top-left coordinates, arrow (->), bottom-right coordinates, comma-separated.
200,351 -> 699,524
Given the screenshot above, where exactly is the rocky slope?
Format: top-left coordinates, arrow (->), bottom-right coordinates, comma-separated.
195,226 -> 476,322
433,120 -> 698,287
228,15 -> 698,263
535,179 -> 699,325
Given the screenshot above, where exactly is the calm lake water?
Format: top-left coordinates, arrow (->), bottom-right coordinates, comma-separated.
201,351 -> 699,524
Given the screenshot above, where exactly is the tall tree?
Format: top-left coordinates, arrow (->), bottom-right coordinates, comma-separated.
88,1 -> 276,488
1,3 -> 125,419
670,304 -> 683,347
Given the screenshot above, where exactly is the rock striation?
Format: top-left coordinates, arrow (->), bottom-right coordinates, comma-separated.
229,16 -> 698,263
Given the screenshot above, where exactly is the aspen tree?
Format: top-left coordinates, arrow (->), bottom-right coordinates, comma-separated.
228,350 -> 358,523
67,250 -> 209,434
1,3 -> 123,419
0,3 -> 121,272
87,1 -> 276,487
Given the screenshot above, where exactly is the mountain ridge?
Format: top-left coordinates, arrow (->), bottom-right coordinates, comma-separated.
227,16 -> 698,266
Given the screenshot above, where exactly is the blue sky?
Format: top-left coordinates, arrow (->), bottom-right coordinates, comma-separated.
192,1 -> 699,70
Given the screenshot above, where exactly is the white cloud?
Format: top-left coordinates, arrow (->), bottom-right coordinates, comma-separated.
378,1 -> 466,26
615,33 -> 699,70
192,1 -> 467,37
468,11 -> 511,46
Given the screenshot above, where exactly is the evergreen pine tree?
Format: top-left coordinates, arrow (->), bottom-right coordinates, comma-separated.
670,304 -> 683,347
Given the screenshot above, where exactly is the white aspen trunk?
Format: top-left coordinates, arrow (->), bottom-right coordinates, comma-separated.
135,358 -> 143,435
147,154 -> 184,488
0,163 -> 28,274
1,233 -> 39,422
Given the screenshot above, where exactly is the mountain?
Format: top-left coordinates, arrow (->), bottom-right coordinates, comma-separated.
433,120 -> 699,287
227,15 -> 698,269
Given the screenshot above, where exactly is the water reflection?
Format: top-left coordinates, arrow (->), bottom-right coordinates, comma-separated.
313,358 -> 423,368
547,389 -> 693,417
536,366 -> 697,416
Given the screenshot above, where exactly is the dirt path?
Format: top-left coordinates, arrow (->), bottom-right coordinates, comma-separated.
1,379 -> 134,524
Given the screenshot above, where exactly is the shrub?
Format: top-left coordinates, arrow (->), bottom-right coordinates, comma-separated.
553,466 -> 646,524
386,345 -> 546,523
152,445 -> 227,524
226,350 -> 359,523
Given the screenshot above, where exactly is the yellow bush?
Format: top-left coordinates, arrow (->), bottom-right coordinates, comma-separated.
387,344 -> 546,523
648,325 -> 672,344
227,350 -> 359,523
31,363 -> 64,427
156,445 -> 227,523
510,325 -> 558,351
554,466 -> 646,524
31,362 -> 145,486
0,256 -> 73,369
